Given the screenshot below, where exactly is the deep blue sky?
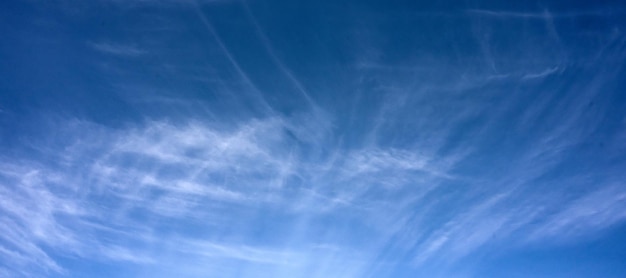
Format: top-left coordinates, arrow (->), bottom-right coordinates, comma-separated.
1,0 -> 626,277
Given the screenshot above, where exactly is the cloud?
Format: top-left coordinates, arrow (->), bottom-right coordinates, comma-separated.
2,71 -> 625,277
0,110 -> 457,275
528,185 -> 626,242
0,165 -> 75,276
175,239 -> 300,265
522,66 -> 561,80
98,245 -> 155,264
91,42 -> 146,56
3,0 -> 626,276
466,9 -> 620,19
241,2 -> 316,107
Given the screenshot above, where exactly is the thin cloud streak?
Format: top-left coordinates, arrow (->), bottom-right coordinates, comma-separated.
4,43 -> 626,275
91,42 -> 147,56
0,113 -> 460,275
2,0 -> 626,277
2,105 -> 625,276
466,9 -> 622,19
241,1 -> 317,108
192,5 -> 277,116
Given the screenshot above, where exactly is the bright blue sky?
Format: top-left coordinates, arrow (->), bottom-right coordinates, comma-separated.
1,0 -> 626,277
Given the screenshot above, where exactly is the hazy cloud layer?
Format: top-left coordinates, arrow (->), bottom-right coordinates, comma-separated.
1,0 -> 625,277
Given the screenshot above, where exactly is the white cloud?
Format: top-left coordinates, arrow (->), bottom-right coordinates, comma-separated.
1,102 -> 625,277
528,185 -> 626,242
522,67 -> 560,80
91,42 -> 146,56
466,9 -> 615,19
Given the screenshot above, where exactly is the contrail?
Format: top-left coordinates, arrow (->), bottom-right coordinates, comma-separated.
193,1 -> 277,116
241,0 -> 317,108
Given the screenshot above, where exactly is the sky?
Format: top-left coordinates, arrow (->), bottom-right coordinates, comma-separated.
1,0 -> 626,277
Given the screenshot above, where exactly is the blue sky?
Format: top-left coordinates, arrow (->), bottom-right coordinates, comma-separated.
1,0 -> 626,277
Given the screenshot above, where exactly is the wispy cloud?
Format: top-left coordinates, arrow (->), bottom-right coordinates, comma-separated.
466,9 -> 621,19
528,184 -> 626,242
5,39 -> 626,275
4,0 -> 626,276
2,94 -> 625,276
521,66 -> 561,80
3,11 -> 626,275
241,1 -> 316,107
0,110 -> 456,275
91,42 -> 147,56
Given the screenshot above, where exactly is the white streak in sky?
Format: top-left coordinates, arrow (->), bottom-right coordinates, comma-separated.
1,108 -> 625,277
466,9 -> 620,19
522,66 -> 560,80
91,42 -> 146,56
242,1 -> 317,107
192,4 -> 276,115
